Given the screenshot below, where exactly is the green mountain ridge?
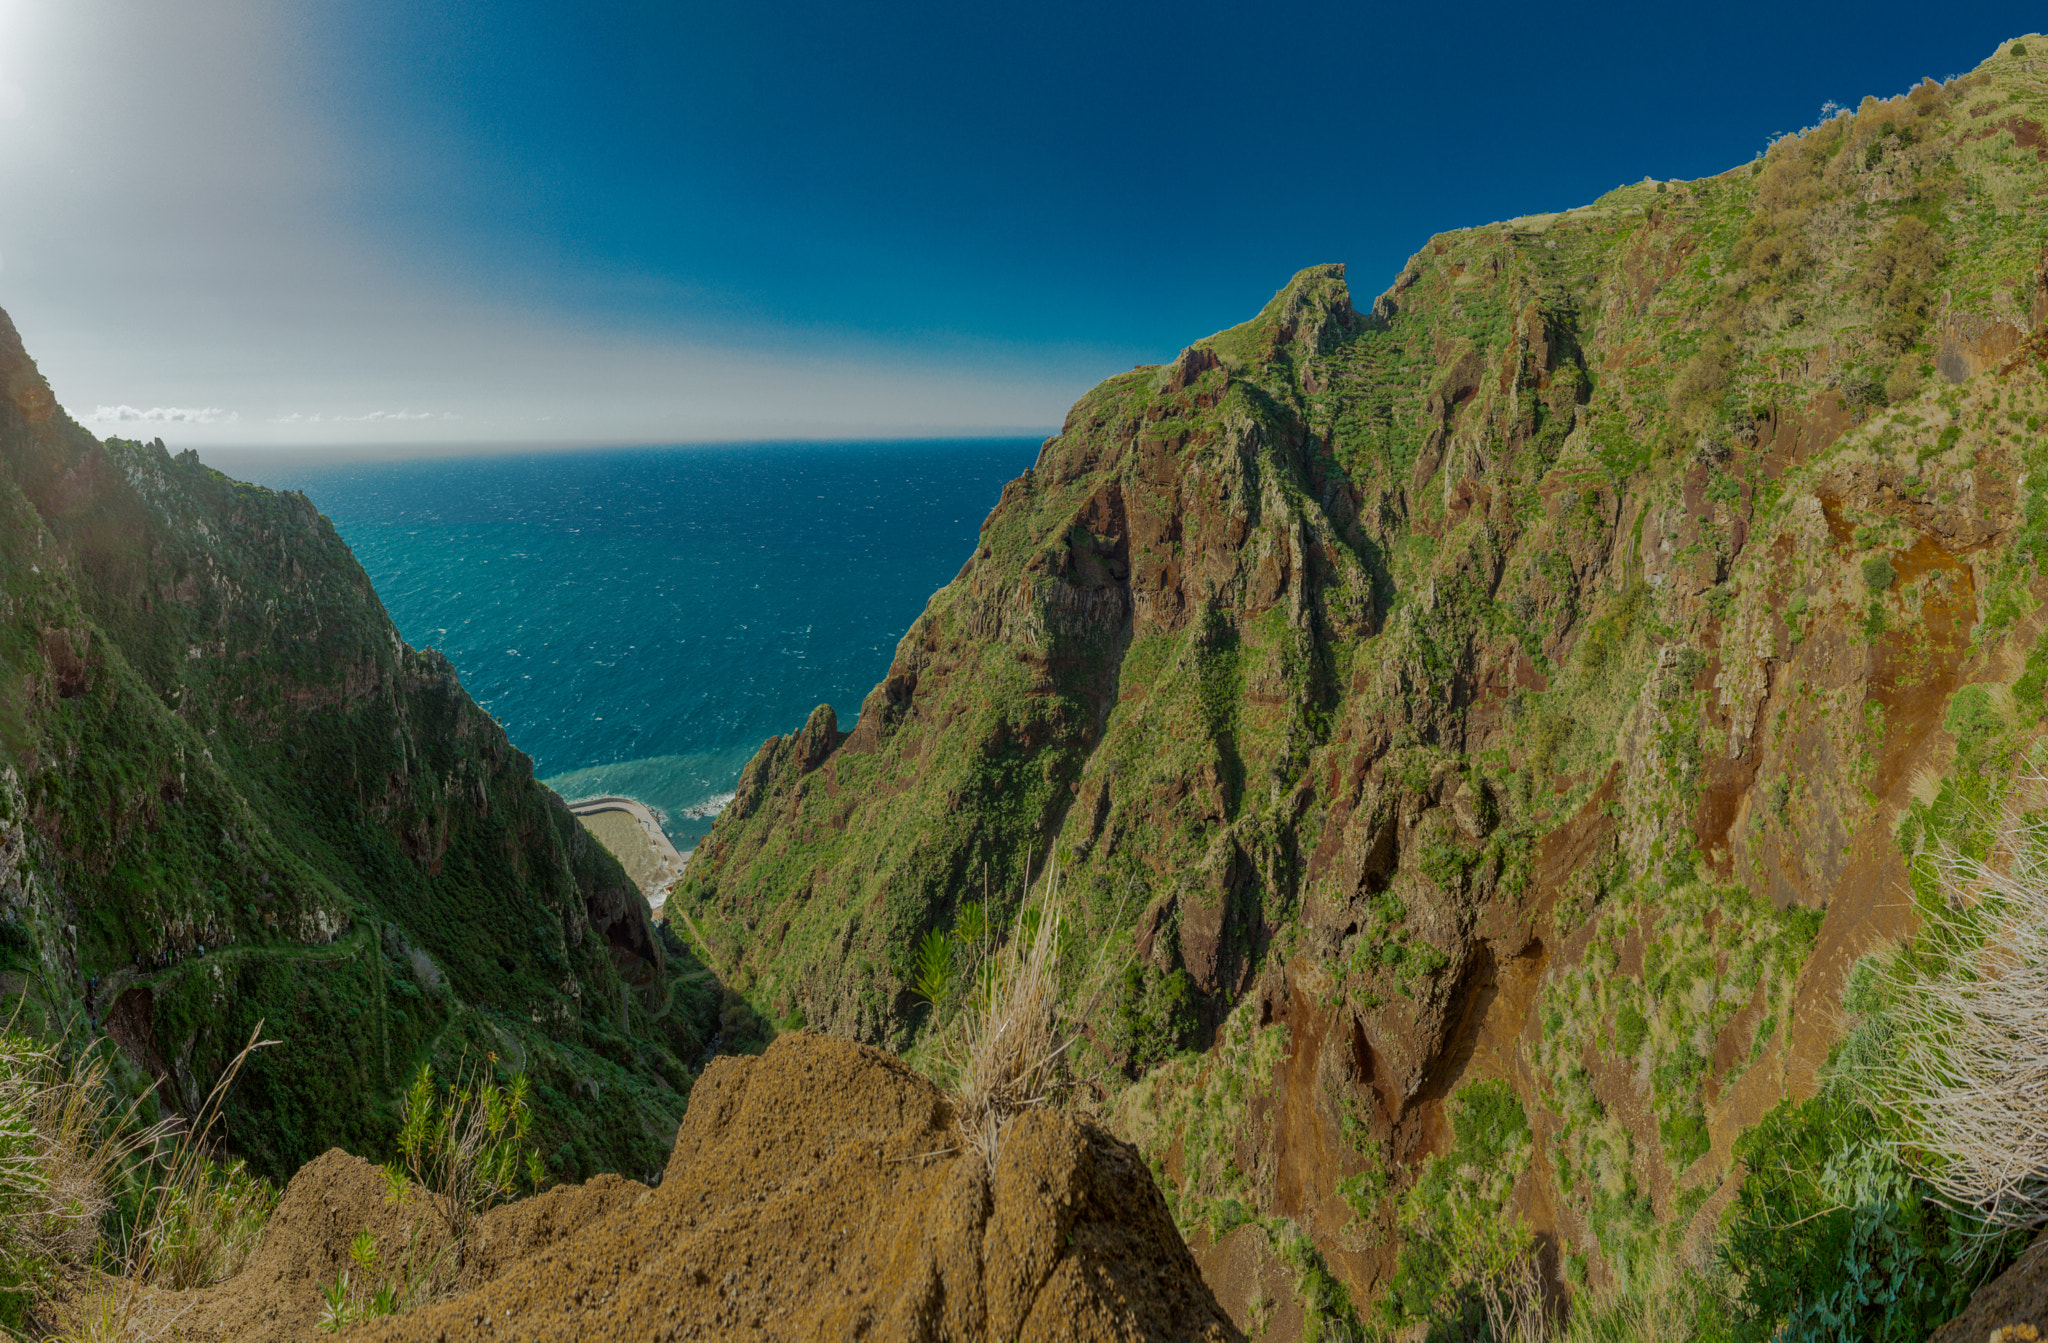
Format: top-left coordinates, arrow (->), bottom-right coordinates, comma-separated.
5,30 -> 2048,1336
0,309 -> 742,1184
679,35 -> 2048,1332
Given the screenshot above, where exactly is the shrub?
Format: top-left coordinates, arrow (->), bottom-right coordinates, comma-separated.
1723,1093 -> 1989,1342
1861,556 -> 1895,593
1941,684 -> 2003,745
387,1059 -> 545,1245
1109,964 -> 1195,1073
1381,1079 -> 1535,1332
1275,1224 -> 1366,1342
1672,333 -> 1739,428
1883,356 -> 1922,406
1529,713 -> 1574,777
1613,1001 -> 1649,1058
1862,218 -> 1947,353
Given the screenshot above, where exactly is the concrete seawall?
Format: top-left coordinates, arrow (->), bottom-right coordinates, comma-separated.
565,795 -> 687,909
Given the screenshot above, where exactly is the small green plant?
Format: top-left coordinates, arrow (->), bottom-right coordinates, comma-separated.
388,1058 -> 545,1245
314,1228 -> 421,1332
132,1150 -> 277,1291
953,900 -> 989,949
912,929 -> 954,1007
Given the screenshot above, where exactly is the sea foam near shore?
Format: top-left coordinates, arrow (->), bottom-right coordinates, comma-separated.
207,438 -> 1040,846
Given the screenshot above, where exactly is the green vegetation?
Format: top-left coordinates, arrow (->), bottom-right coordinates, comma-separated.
0,408 -> 725,1188
664,37 -> 2048,1331
387,1060 -> 545,1241
1381,1079 -> 1534,1334
319,1229 -> 429,1332
1723,1093 -> 1994,1343
1106,962 -> 1197,1073
1114,995 -> 1290,1243
13,27 -> 2048,1339
313,1058 -> 546,1332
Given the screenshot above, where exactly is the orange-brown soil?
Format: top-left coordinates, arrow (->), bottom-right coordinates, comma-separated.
95,1033 -> 1237,1342
1930,1234 -> 2048,1343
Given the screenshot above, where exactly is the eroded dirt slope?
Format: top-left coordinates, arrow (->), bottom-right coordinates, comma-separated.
105,1033 -> 1237,1343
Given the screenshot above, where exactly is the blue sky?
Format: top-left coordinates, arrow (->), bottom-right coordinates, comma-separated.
0,1 -> 2040,445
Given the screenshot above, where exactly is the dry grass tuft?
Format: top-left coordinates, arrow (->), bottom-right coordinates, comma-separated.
945,862 -> 1122,1168
133,1024 -> 279,1290
1865,777 -> 2048,1234
22,1022 -> 278,1341
0,1029 -> 162,1295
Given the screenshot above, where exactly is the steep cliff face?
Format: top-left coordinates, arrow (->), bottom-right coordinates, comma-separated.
0,309 -> 726,1182
682,40 -> 2048,1323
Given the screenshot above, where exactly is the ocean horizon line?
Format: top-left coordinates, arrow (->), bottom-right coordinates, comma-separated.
189,431 -> 1057,469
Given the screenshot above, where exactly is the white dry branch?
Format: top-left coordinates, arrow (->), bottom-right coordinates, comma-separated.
1872,778 -> 2048,1233
946,861 -> 1125,1169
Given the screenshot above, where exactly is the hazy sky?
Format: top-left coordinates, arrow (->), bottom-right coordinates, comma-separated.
0,1 -> 2038,447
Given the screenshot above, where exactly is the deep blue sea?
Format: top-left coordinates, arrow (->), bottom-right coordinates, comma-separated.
205,439 -> 1042,848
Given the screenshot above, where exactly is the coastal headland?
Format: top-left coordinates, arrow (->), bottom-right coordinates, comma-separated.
566,794 -> 687,909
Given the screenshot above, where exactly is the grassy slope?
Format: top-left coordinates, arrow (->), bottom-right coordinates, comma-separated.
686,36 -> 2048,1324
0,325 -> 735,1185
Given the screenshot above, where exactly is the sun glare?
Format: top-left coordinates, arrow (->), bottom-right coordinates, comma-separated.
0,0 -> 51,123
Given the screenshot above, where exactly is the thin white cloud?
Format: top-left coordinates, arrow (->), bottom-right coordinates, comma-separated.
88,404 -> 239,424
268,409 -> 450,424
0,4 -> 1100,448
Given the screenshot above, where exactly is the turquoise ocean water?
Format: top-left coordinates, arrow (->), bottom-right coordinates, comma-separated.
206,439 -> 1042,848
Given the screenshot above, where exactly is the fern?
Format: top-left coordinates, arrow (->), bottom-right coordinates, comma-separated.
913,929 -> 954,1006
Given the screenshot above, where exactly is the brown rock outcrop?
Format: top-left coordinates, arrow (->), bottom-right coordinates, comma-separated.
116,1034 -> 1236,1342
1928,1235 -> 2048,1343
